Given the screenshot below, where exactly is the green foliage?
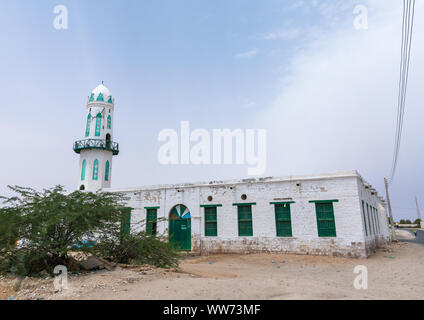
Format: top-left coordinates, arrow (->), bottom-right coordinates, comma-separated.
94,231 -> 180,269
414,218 -> 421,225
0,185 -> 129,276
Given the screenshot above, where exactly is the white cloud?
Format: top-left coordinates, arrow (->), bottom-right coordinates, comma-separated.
255,1 -> 424,219
235,48 -> 259,58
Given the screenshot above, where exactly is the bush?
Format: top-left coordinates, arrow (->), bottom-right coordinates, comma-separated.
94,232 -> 180,269
0,185 -> 128,276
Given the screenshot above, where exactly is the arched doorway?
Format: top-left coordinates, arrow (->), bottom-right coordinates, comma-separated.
106,133 -> 111,149
79,185 -> 85,190
169,204 -> 191,251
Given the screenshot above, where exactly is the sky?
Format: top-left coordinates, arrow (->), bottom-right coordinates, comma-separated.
0,0 -> 422,221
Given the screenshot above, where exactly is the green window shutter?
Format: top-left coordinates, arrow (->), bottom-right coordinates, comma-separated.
274,203 -> 292,237
92,159 -> 99,180
105,160 -> 110,181
81,160 -> 86,181
238,205 -> 253,236
361,200 -> 368,236
95,113 -> 102,136
366,204 -> 372,235
107,115 -> 111,129
146,208 -> 157,235
315,202 -> 337,237
204,207 -> 217,236
121,208 -> 131,235
85,114 -> 91,137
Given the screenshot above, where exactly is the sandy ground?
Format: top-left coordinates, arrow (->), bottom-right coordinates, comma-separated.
1,237 -> 423,300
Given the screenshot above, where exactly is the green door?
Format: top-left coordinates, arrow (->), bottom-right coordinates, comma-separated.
169,204 -> 191,251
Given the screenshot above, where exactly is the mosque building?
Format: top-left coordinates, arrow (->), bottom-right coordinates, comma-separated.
74,84 -> 392,258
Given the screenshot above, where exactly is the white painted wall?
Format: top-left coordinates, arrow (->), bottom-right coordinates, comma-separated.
106,171 -> 391,258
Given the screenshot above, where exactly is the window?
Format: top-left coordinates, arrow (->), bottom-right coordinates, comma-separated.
92,159 -> 99,180
204,207 -> 218,236
361,200 -> 368,236
81,160 -> 86,181
314,202 -> 337,237
95,113 -> 102,136
274,203 -> 292,237
146,208 -> 157,235
237,205 -> 253,236
366,204 -> 373,235
121,208 -> 131,235
375,208 -> 380,234
105,160 -> 110,181
85,114 -> 91,137
107,115 -> 111,129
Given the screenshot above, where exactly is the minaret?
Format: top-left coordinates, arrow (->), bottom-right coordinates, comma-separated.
73,83 -> 119,191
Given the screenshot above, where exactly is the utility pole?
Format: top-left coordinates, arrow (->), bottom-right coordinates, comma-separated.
415,196 -> 421,220
384,178 -> 397,241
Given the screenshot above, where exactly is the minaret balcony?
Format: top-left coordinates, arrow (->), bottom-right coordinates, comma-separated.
73,139 -> 119,155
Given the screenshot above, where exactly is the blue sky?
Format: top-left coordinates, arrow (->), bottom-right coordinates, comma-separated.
0,0 -> 423,220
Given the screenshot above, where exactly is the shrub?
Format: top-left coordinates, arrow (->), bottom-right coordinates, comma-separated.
0,185 -> 129,276
94,231 -> 180,269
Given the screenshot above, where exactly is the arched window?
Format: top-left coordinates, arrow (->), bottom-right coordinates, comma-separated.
107,115 -> 111,129
85,114 -> 91,137
95,113 -> 102,136
81,160 -> 86,180
92,159 -> 99,180
105,160 -> 110,181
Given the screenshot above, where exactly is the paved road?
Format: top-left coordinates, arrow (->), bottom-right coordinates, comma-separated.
399,229 -> 424,245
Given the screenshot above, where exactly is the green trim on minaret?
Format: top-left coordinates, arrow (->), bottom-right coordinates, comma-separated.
89,93 -> 94,102
96,92 -> 104,101
105,160 -> 110,181
81,160 -> 86,181
107,96 -> 113,103
92,159 -> 99,180
95,113 -> 102,136
107,115 -> 111,129
85,114 -> 91,137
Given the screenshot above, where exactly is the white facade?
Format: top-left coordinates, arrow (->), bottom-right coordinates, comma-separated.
74,83 -> 118,191
107,171 -> 391,258
74,84 -> 391,258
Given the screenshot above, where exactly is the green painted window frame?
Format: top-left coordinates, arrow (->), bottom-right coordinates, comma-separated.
81,159 -> 86,181
95,113 -> 102,137
92,159 -> 99,180
361,200 -> 368,236
146,208 -> 157,235
309,199 -> 339,203
107,115 -> 111,129
314,202 -> 337,237
204,206 -> 218,237
237,205 -> 253,236
105,160 -> 110,181
375,208 -> 380,234
366,204 -> 372,235
273,203 -> 292,237
120,208 -> 132,235
85,114 -> 91,137
200,204 -> 222,208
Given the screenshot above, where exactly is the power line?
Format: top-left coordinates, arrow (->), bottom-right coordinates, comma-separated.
389,0 -> 416,183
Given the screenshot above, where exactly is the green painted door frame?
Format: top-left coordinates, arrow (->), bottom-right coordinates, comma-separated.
169,204 -> 191,251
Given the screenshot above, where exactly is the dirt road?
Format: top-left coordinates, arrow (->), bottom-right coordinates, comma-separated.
3,239 -> 422,300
